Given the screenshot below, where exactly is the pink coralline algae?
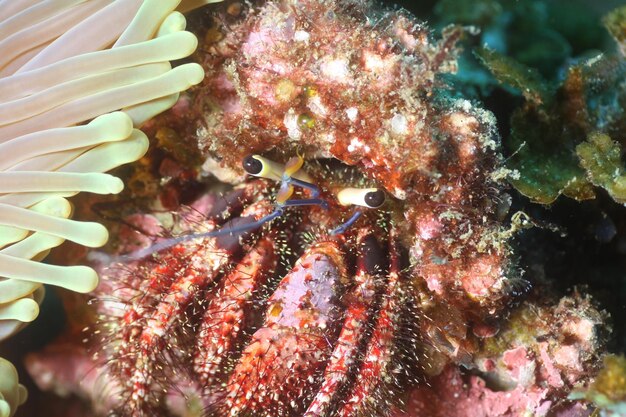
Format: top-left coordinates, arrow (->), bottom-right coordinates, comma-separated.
392,293 -> 607,417
22,0 -> 610,416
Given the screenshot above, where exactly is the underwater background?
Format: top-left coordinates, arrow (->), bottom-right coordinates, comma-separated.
2,0 -> 625,415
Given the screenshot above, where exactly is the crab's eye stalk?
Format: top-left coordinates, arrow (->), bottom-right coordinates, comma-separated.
337,188 -> 386,208
243,155 -> 264,175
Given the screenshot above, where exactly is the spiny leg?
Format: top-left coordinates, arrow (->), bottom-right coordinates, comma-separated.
122,243 -> 236,416
336,229 -> 405,417
109,185 -> 264,372
108,246 -> 187,398
193,235 -> 278,387
120,202 -> 275,417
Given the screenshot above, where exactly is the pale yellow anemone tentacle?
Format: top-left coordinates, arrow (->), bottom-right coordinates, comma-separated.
115,0 -> 183,46
0,62 -> 171,125
0,286 -> 44,352
0,40 -> 52,78
0,130 -> 149,208
0,357 -> 27,417
0,0 -> 88,40
0,196 -> 73,248
0,63 -> 204,141
0,233 -> 65,262
17,0 -> 144,71
123,10 -> 190,125
0,31 -> 199,101
0,172 -> 124,194
125,93 -> 180,126
0,233 -> 65,304
18,129 -> 149,178
0,0 -> 223,410
0,0 -> 40,22
157,11 -> 187,37
0,0 -> 113,72
0,202 -> 109,248
0,298 -> 39,323
0,254 -> 99,294
0,112 -> 133,170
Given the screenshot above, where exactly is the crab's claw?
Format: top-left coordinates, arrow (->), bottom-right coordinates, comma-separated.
225,239 -> 348,416
304,229 -> 385,417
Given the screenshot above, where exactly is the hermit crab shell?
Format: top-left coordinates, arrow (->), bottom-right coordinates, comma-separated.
193,0 -> 511,330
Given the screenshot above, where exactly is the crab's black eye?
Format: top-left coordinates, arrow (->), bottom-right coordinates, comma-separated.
364,189 -> 385,208
243,155 -> 263,175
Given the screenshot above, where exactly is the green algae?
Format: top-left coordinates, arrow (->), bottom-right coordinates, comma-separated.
434,0 -> 624,205
475,47 -> 550,105
604,5 -> 626,55
482,60 -> 597,204
472,5 -> 626,205
577,133 -> 626,204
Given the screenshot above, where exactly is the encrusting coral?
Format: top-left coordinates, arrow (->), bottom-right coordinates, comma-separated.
396,291 -> 608,417
0,0 -> 223,415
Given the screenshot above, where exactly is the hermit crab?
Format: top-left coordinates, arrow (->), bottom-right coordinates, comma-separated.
26,0 -> 521,416
87,0 -> 514,411
98,153 -> 414,416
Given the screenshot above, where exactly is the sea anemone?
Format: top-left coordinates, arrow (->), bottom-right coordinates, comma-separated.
0,1 -> 220,414
0,357 -> 26,417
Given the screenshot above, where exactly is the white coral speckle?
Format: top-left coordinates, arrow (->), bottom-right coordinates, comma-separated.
345,107 -> 358,122
320,58 -> 351,83
347,137 -> 371,153
283,109 -> 302,140
294,30 -> 310,42
390,113 -> 408,135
